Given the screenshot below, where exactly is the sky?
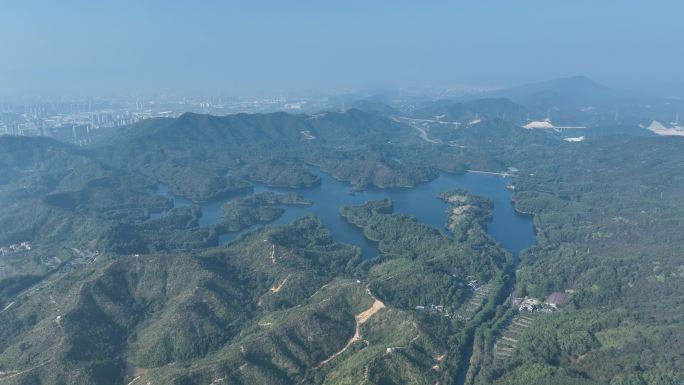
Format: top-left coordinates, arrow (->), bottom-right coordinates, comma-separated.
1,0 -> 682,97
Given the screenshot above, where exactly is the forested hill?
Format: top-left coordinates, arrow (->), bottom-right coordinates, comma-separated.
472,134 -> 684,385
0,129 -> 511,384
412,98 -> 530,125
93,108 -> 440,194
0,136 -> 115,205
476,76 -> 621,110
101,108 -> 414,148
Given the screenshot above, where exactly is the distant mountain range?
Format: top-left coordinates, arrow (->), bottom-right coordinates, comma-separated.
347,76 -> 682,132
481,76 -> 621,109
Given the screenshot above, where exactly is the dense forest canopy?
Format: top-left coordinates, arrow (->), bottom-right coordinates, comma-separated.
0,88 -> 683,385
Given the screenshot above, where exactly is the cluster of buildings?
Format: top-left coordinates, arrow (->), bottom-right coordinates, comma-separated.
414,303 -> 451,317
0,102 -> 180,145
415,277 -> 487,319
0,241 -> 32,256
466,278 -> 482,290
515,291 -> 569,313
0,95 -> 332,145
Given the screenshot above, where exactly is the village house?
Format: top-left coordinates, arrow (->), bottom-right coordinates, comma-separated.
0,242 -> 32,256
516,297 -> 541,312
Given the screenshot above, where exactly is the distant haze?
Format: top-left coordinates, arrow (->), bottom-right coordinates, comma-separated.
1,0 -> 683,97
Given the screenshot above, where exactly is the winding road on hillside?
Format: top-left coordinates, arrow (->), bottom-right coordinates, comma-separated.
314,286 -> 385,369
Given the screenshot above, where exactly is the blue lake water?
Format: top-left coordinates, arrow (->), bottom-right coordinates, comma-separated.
156,170 -> 536,258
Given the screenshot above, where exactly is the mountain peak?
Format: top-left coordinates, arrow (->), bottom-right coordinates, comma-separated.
489,75 -> 618,108
552,75 -> 596,84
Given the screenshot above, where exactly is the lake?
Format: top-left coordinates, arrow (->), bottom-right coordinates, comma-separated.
156,169 -> 536,259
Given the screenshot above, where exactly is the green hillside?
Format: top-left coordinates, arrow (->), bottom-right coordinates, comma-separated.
412,98 -> 531,125
1,105 -> 683,385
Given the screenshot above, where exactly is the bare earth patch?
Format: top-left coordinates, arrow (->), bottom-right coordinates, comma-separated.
448,204 -> 472,229
269,274 -> 291,293
316,288 -> 385,368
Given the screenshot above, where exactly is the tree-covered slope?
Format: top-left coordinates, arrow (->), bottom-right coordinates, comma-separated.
412,98 -> 531,125
470,135 -> 684,385
0,197 -> 506,385
2,105 -> 684,385
93,108 -> 428,194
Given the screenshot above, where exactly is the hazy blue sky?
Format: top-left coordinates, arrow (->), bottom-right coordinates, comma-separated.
1,0 -> 682,97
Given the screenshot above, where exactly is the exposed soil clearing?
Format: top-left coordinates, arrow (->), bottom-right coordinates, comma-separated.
300,130 -> 316,140
269,274 -> 291,293
125,362 -> 151,383
315,288 -> 385,368
448,205 -> 473,229
0,301 -> 15,314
